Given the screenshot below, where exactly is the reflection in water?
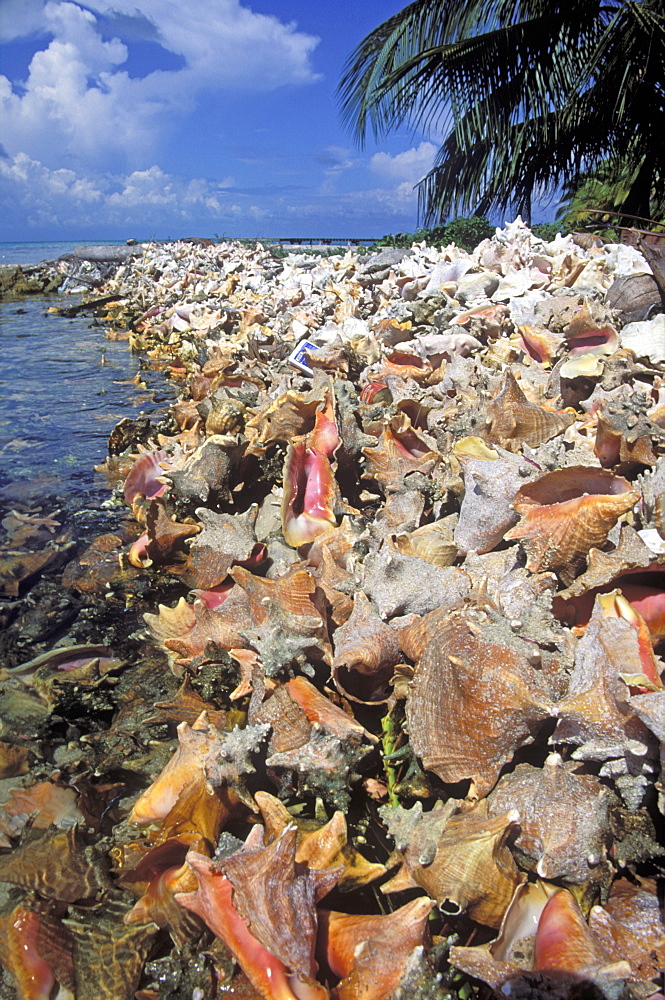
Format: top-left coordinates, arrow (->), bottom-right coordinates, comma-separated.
0,296 -> 173,505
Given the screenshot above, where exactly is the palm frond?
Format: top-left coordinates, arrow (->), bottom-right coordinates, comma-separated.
339,0 -> 665,223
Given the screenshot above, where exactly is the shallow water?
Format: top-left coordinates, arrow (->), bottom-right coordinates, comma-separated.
0,294 -> 173,507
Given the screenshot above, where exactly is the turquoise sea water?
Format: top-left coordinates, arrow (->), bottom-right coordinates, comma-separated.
0,241 -> 173,506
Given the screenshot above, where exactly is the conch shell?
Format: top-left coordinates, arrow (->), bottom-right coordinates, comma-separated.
505,467 -> 640,585
405,607 -> 552,796
450,882 -> 632,997
331,592 -> 401,703
178,826 -> 340,1000
454,439 -> 538,554
281,396 -> 341,547
318,897 -> 434,1000
382,799 -> 524,928
487,753 -> 615,882
484,371 -> 574,450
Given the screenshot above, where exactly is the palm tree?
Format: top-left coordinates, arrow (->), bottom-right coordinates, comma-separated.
557,154 -> 665,231
338,0 -> 665,225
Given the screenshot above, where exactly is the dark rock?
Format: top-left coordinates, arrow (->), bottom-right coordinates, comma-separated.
0,264 -> 63,300
108,415 -> 155,456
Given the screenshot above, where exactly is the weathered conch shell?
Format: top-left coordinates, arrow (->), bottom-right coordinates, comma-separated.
382,799 -> 524,928
0,825 -> 108,903
505,467 -> 640,585
484,370 -> 575,450
454,438 -> 538,554
405,607 -> 552,796
551,594 -> 657,787
594,396 -> 665,468
331,591 -> 401,703
391,517 -> 458,566
487,753 -> 616,882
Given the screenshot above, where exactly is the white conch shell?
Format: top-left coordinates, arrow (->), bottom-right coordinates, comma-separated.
620,313 -> 665,363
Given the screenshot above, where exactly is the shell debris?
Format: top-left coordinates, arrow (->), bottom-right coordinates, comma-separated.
1,221 -> 664,1000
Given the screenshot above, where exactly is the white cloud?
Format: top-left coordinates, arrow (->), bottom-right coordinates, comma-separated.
0,152 -> 268,232
369,142 -> 438,186
0,0 -> 320,170
0,152 -> 103,201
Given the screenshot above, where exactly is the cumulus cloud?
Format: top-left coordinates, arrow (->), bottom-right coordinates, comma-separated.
369,142 -> 438,186
0,152 -> 267,232
0,0 -> 320,170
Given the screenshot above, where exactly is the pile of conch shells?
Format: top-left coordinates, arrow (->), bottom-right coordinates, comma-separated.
1,219 -> 665,1000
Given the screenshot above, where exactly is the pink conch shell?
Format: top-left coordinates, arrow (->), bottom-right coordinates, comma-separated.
564,305 -> 619,358
123,449 -> 169,505
0,905 -> 74,1000
594,397 -> 663,468
362,543 -> 470,618
596,590 -> 663,691
254,790 -> 385,887
534,889 -> 616,974
183,505 -> 262,589
451,884 -> 632,996
551,595 -> 656,765
449,881 -> 556,990
281,396 -> 341,548
178,853 -> 306,1000
516,323 -> 563,364
0,824 -> 107,903
0,781 -> 84,843
286,675 -> 375,744
245,386 -> 326,451
178,826 -> 340,1000
128,531 -> 151,568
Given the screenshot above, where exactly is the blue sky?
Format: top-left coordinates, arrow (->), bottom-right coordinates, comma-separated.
0,0 -> 554,241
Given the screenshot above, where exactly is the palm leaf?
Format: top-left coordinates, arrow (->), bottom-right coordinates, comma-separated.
339,0 -> 665,223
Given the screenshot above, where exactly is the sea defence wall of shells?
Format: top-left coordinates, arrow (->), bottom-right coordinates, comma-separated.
1,220 -> 665,1000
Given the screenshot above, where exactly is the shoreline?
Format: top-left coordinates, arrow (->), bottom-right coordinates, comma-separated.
1,228 -> 664,1000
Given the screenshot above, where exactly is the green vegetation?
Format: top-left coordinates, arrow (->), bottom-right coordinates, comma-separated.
371,218 -> 573,252
372,215 -> 495,252
339,0 -> 665,227
530,222 -> 572,241
557,157 -> 665,236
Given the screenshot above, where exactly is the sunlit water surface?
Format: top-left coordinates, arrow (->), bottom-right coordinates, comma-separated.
0,290 -> 173,510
